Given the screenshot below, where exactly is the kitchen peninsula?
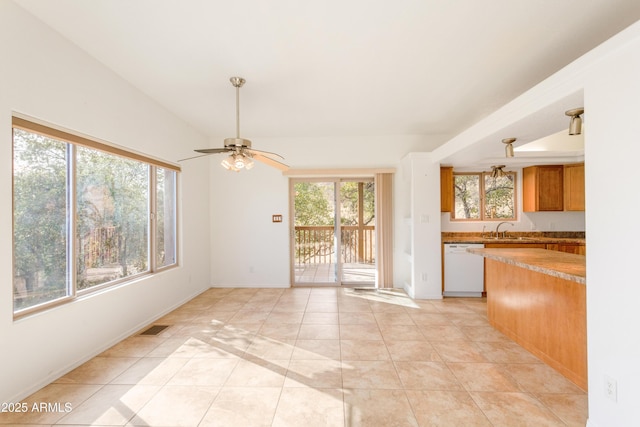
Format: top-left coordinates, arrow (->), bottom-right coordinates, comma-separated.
468,247 -> 587,390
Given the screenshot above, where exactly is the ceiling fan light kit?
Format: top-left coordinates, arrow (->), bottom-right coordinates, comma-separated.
221,152 -> 254,171
184,76 -> 289,172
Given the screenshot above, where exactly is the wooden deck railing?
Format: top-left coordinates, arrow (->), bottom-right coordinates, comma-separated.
80,226 -> 120,268
295,225 -> 375,265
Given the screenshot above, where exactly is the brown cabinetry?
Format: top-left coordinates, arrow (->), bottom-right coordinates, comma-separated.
484,243 -> 546,249
485,258 -> 587,390
440,166 -> 453,212
547,242 -> 586,255
482,242 -> 547,292
564,163 -> 585,211
557,243 -> 586,256
523,165 -> 564,212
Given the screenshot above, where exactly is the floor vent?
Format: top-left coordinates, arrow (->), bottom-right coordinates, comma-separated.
139,325 -> 170,336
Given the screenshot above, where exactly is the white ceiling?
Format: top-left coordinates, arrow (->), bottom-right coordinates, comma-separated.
12,0 -> 640,156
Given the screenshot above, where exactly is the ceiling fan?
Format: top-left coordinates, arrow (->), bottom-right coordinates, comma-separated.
180,77 -> 289,172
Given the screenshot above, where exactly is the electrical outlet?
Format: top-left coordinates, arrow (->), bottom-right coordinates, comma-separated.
604,375 -> 617,402
421,273 -> 428,281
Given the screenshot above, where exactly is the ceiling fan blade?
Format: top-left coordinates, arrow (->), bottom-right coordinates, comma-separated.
252,153 -> 290,171
195,148 -> 232,154
245,148 -> 285,160
177,153 -> 212,162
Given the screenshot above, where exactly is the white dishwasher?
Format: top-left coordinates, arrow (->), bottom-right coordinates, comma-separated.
443,243 -> 485,297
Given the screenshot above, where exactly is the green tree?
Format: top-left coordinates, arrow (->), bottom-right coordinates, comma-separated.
13,128 -> 150,300
454,175 -> 480,219
294,181 -> 376,265
13,130 -> 68,309
484,174 -> 514,218
76,147 -> 149,288
293,182 -> 334,264
294,182 -> 334,226
339,181 -> 375,263
340,181 -> 375,225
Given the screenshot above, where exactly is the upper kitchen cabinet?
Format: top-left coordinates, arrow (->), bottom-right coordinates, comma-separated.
523,165 -> 564,212
564,163 -> 585,211
440,166 -> 453,212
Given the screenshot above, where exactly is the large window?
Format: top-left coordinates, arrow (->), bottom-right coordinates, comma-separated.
452,171 -> 516,221
12,117 -> 179,316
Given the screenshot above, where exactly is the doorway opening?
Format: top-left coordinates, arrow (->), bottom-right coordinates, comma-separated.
290,178 -> 375,287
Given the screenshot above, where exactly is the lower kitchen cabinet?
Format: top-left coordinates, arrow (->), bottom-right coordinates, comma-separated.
547,243 -> 586,255
481,243 -> 547,292
484,243 -> 546,249
485,257 -> 587,390
558,243 -> 586,255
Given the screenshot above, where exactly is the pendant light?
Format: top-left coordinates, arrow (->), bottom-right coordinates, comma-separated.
565,108 -> 584,135
502,138 -> 516,158
490,165 -> 507,179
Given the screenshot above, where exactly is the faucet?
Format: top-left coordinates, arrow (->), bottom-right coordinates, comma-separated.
495,221 -> 514,238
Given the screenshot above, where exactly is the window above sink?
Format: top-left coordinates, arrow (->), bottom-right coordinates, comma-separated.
452,171 -> 517,221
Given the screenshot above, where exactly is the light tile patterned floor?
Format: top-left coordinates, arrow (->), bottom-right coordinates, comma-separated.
1,287 -> 588,426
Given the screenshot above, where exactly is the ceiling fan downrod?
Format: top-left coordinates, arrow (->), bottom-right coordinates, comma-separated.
224,77 -> 251,150
230,77 -> 245,140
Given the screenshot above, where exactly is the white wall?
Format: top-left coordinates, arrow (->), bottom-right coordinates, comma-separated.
583,31 -> 640,427
0,2 -> 211,403
208,135 -> 438,287
399,153 -> 443,299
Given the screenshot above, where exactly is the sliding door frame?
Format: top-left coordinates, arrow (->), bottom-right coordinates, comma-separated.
289,176 -> 375,287
285,168 -> 395,289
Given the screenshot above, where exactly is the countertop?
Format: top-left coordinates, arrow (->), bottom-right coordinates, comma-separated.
442,232 -> 585,245
467,247 -> 586,285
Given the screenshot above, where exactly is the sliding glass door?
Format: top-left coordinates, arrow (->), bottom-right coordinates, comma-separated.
292,180 -> 338,285
290,178 -> 375,287
339,180 -> 376,284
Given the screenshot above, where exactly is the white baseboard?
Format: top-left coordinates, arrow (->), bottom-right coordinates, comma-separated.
7,286 -> 207,403
209,283 -> 290,289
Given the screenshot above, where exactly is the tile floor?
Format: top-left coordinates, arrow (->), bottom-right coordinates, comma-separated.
0,287 -> 588,426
